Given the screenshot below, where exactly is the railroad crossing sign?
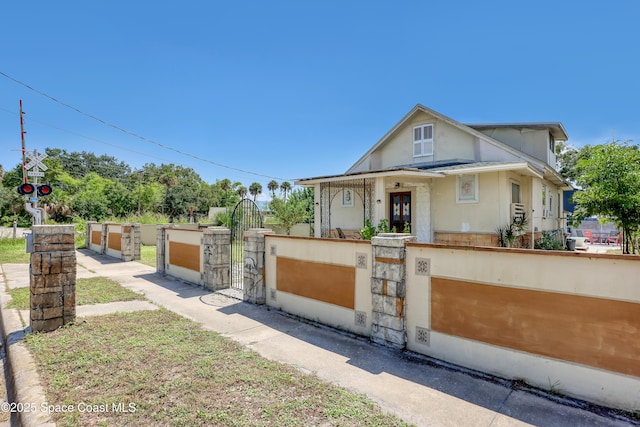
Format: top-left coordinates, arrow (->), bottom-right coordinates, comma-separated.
25,150 -> 48,172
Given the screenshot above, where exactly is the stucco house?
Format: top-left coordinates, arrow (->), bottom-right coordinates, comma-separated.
296,104 -> 573,246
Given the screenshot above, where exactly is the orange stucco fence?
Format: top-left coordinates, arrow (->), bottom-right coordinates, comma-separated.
85,222 -> 140,261
263,234 -> 640,411
150,226 -> 640,411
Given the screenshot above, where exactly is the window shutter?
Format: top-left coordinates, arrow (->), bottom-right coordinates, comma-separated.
413,127 -> 423,156
424,125 -> 433,140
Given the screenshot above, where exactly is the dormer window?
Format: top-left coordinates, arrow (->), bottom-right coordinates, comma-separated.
413,124 -> 434,157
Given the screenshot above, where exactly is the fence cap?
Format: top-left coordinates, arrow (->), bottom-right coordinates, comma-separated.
372,233 -> 415,247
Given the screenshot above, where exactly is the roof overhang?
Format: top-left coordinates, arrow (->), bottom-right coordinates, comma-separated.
435,162 -> 543,178
543,166 -> 574,190
295,167 -> 444,186
466,122 -> 569,141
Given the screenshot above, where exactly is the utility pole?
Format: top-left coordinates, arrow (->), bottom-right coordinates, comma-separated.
17,100 -> 50,225
20,100 -> 27,185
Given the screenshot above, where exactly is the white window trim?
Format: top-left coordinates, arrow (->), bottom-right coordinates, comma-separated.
456,174 -> 478,203
413,124 -> 434,157
510,180 -> 521,204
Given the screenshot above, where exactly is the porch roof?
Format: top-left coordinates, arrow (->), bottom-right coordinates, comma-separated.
295,167 -> 444,186
296,161 -> 544,186
296,160 -> 572,190
430,161 -> 543,177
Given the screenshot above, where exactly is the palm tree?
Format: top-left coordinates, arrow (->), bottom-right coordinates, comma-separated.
237,186 -> 247,199
159,173 -> 178,215
249,182 -> 263,201
267,180 -> 279,198
280,181 -> 292,200
219,178 -> 232,207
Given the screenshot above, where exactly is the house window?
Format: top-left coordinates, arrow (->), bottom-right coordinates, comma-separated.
457,174 -> 478,203
413,124 -> 434,157
511,183 -> 521,204
549,133 -> 555,153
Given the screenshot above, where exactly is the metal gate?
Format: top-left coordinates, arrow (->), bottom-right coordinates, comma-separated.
230,198 -> 263,291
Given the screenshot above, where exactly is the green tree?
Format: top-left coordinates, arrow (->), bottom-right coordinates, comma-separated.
104,181 -> 136,217
219,178 -> 232,207
71,173 -> 111,221
268,194 -> 311,235
45,148 -> 130,181
237,186 -> 247,199
249,182 -> 262,201
571,141 -> 640,254
555,141 -> 593,183
267,180 -> 279,198
280,181 -> 292,200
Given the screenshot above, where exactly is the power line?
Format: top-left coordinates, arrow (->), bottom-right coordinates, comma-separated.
0,106 -> 174,164
0,70 -> 294,181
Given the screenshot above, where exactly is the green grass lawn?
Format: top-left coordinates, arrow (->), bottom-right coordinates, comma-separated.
7,277 -> 145,310
137,244 -> 156,267
26,309 -> 411,427
0,237 -> 30,264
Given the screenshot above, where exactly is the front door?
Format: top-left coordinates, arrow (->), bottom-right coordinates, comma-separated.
390,192 -> 411,233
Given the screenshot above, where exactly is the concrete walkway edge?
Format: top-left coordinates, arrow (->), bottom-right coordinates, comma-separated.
0,289 -> 54,426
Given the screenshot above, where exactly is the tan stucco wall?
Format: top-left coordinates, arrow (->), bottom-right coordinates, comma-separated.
265,235 -> 372,336
531,178 -> 563,232
377,111 -> 477,168
329,190 -> 365,230
89,222 -> 102,252
105,223 -> 122,259
476,127 -> 554,167
163,228 -> 203,285
431,173 -> 503,233
405,244 -> 640,411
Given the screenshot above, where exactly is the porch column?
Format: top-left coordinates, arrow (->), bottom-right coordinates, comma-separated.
370,233 -> 415,349
374,178 -> 385,226
243,228 -> 274,304
202,227 -> 231,291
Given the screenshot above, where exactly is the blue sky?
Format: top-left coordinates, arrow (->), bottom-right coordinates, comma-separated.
1,1 -> 638,197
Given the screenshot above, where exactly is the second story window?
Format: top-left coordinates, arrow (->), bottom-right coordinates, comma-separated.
413,124 -> 434,157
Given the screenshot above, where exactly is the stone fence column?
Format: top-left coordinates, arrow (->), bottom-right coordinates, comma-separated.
156,225 -> 168,274
243,228 -> 274,304
370,233 -> 415,349
85,221 -> 96,250
30,225 -> 76,332
100,223 -> 108,254
202,227 -> 231,291
120,223 -> 141,261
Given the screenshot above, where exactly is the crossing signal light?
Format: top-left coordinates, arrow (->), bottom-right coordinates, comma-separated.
37,184 -> 52,196
17,183 -> 35,195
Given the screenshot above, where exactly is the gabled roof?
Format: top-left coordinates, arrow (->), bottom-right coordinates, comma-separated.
346,104 -> 560,175
296,104 -> 573,189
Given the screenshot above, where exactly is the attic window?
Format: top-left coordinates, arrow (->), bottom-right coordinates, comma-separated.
413,124 -> 434,157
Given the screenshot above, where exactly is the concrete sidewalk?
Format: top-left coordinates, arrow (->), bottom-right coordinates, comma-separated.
1,250 -> 637,427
